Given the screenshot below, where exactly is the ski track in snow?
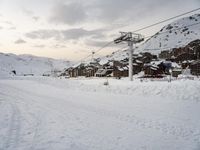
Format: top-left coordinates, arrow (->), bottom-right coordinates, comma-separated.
0,77 -> 200,150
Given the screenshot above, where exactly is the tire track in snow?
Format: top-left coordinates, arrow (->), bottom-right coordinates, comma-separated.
28,112 -> 42,150
2,102 -> 21,150
63,101 -> 200,143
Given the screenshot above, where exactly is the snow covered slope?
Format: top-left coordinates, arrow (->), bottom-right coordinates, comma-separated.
97,14 -> 200,63
0,53 -> 72,76
138,14 -> 200,54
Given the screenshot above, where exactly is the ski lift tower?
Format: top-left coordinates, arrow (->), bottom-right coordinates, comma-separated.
114,32 -> 144,81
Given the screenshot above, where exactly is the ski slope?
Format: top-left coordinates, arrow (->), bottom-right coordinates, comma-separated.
0,77 -> 200,150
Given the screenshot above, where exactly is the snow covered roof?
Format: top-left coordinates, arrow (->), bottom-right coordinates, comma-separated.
150,60 -> 163,65
132,63 -> 138,66
173,68 -> 182,71
171,62 -> 181,68
136,60 -> 143,63
150,67 -> 158,70
99,59 -> 109,65
191,60 -> 200,65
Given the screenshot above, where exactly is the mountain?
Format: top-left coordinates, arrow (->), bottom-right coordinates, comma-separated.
137,14 -> 200,54
0,53 -> 72,77
98,14 -> 200,63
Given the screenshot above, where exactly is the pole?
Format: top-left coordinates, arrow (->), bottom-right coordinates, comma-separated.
114,32 -> 144,81
128,41 -> 133,81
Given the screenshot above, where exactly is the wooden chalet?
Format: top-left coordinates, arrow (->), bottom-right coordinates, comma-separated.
140,52 -> 157,63
112,61 -> 128,78
190,60 -> 200,76
159,50 -> 171,59
143,61 -> 180,78
175,53 -> 196,63
143,64 -> 163,78
181,60 -> 193,69
84,62 -> 100,77
67,62 -> 101,78
172,68 -> 182,77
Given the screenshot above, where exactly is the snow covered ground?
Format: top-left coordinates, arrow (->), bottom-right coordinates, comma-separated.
0,53 -> 72,77
0,76 -> 200,150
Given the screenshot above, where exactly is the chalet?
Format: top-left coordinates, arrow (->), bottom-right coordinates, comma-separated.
67,63 -> 87,77
159,50 -> 171,59
181,60 -> 193,69
143,61 -> 181,78
67,67 -> 75,77
140,52 -> 157,63
73,63 -> 86,77
172,68 -> 182,77
132,59 -> 143,74
58,69 -> 69,77
175,53 -> 196,63
190,60 -> 200,76
95,68 -> 113,77
143,64 -> 163,78
143,61 -> 164,77
84,62 -> 100,77
112,61 -> 128,77
67,61 -> 101,78
95,60 -> 129,78
85,66 -> 98,77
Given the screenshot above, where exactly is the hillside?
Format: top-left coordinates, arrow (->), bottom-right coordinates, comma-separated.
138,14 -> 200,54
0,53 -> 72,77
98,14 -> 200,63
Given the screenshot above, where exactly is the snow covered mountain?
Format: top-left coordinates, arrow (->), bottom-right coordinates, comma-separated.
0,53 -> 72,76
138,14 -> 200,55
98,14 -> 200,63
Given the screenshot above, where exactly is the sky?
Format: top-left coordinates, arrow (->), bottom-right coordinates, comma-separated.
0,0 -> 199,61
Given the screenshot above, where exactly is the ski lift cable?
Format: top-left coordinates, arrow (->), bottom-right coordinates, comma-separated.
76,8 -> 200,63
144,21 -> 200,39
139,21 -> 200,52
79,21 -> 200,63
78,41 -> 114,62
132,7 -> 200,33
78,41 -> 127,62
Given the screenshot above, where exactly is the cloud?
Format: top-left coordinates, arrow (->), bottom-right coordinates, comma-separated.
2,21 -> 14,26
32,16 -> 40,21
25,28 -> 106,41
15,38 -> 26,44
49,2 -> 87,25
25,29 -> 60,39
22,8 -> 34,16
48,0 -> 197,27
52,44 -> 66,49
9,26 -> 16,30
0,26 -> 3,30
61,28 -> 102,40
33,44 -> 46,48
85,40 -> 112,47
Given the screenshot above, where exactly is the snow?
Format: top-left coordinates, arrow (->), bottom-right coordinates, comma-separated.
0,76 -> 200,150
0,53 -> 72,76
136,14 -> 200,55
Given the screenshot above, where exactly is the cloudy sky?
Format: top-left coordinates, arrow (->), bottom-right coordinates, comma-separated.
0,0 -> 199,60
